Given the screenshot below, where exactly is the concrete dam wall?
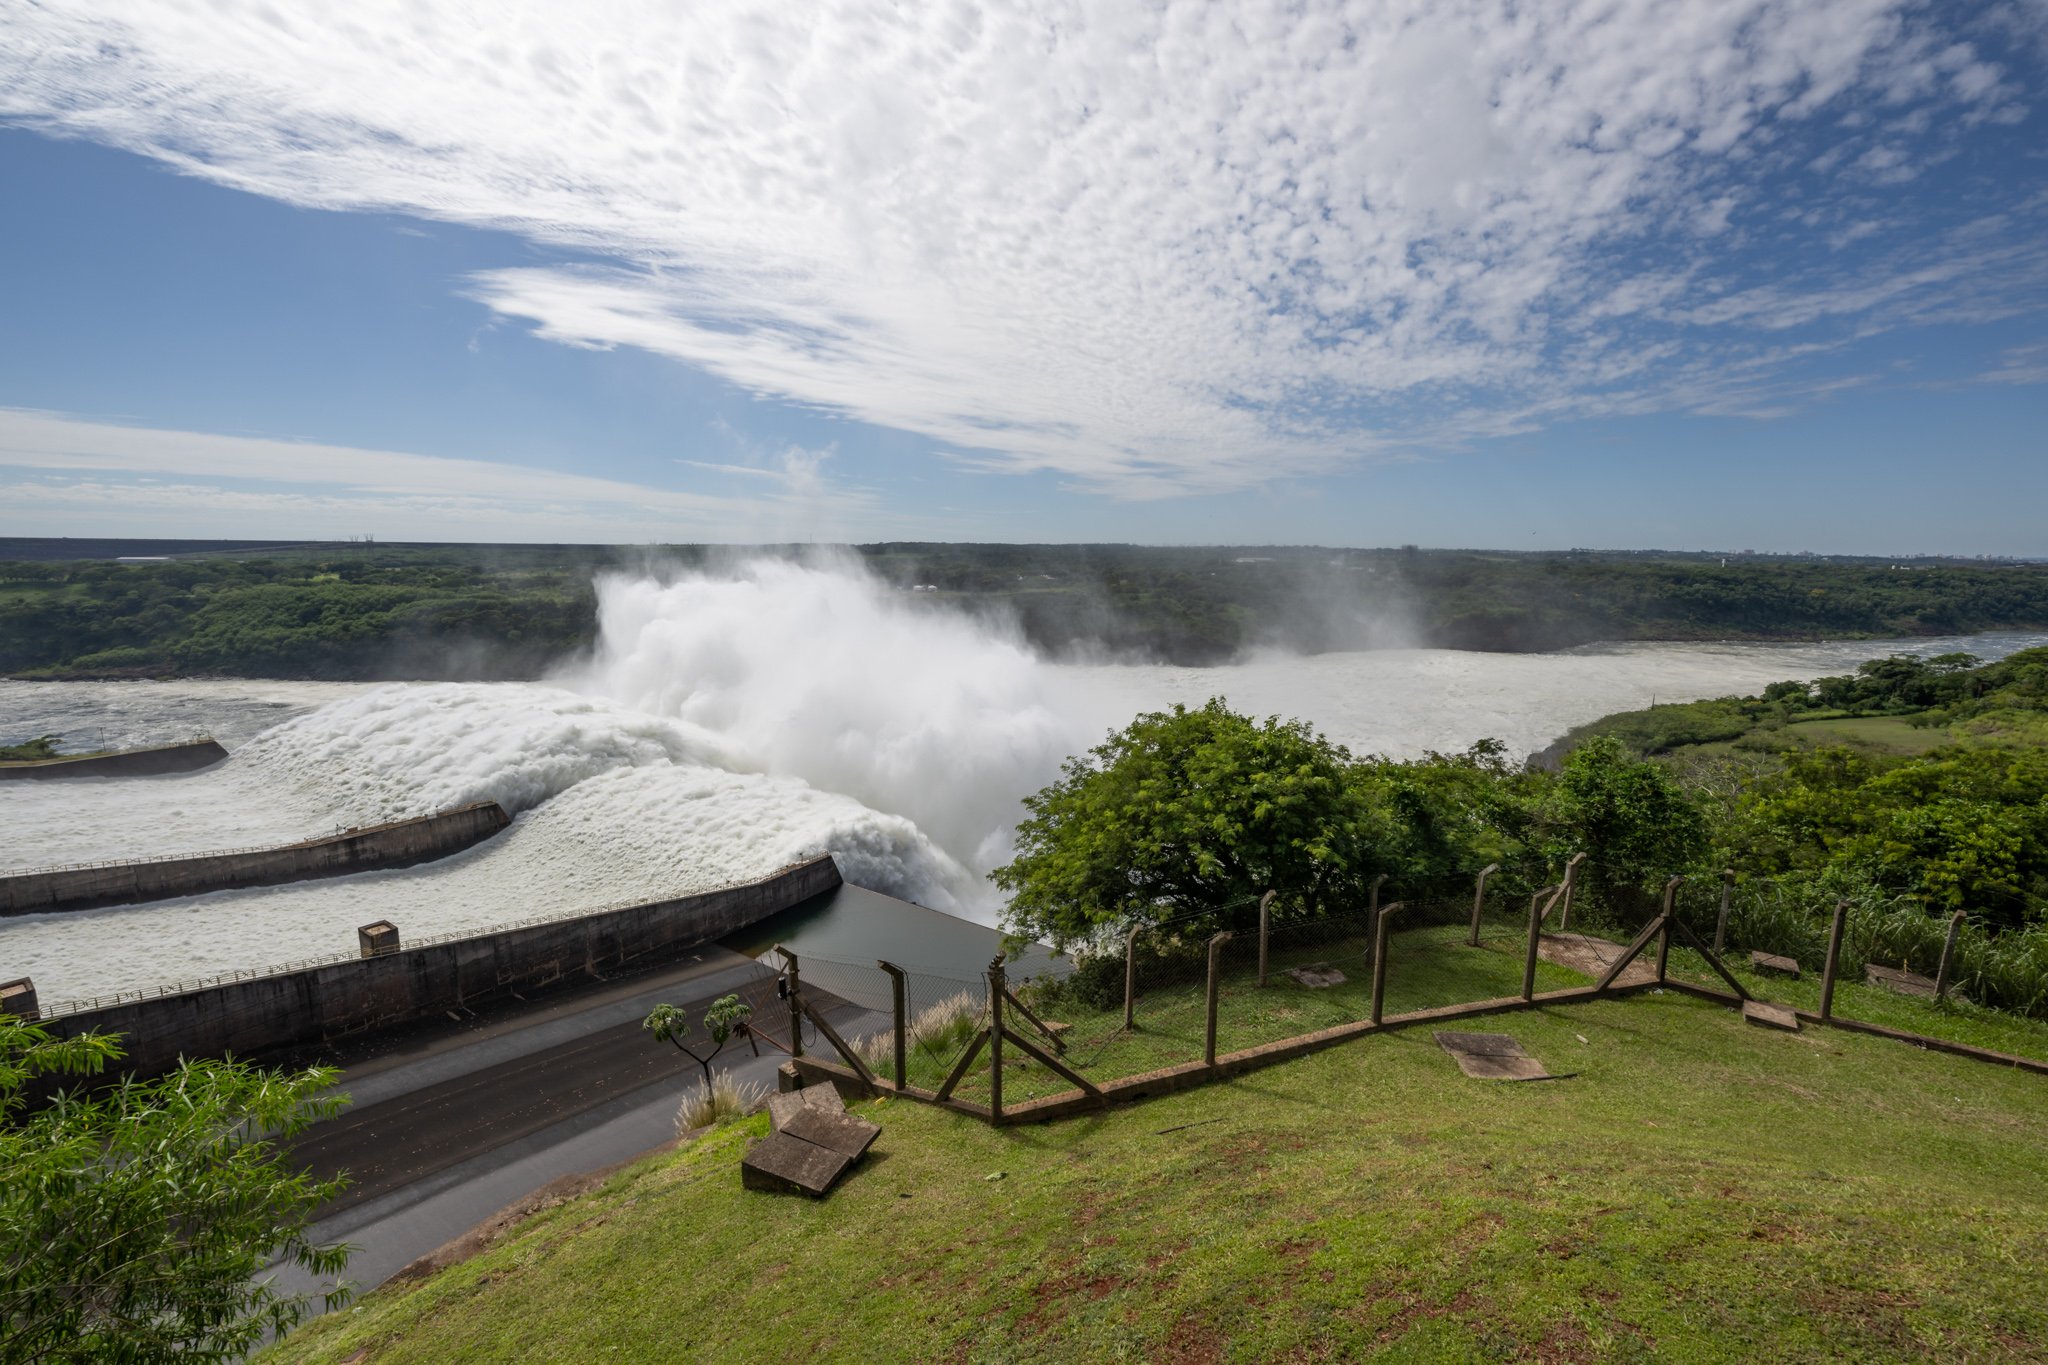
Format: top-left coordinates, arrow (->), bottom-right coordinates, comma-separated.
1,801 -> 513,915
0,737 -> 228,781
35,855 -> 841,1078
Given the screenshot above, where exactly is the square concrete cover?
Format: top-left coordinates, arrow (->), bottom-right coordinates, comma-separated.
1742,999 -> 1801,1032
782,1105 -> 882,1161
742,1131 -> 852,1197
1433,1030 -> 1551,1080
768,1083 -> 847,1132
1749,951 -> 1801,978
1285,965 -> 1347,988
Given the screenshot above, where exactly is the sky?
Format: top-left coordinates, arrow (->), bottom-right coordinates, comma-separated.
0,1 -> 2044,553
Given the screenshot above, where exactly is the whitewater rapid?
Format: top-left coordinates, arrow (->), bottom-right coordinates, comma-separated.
2,557 -> 2041,1003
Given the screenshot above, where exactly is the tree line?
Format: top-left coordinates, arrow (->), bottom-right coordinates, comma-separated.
6,542 -> 2048,678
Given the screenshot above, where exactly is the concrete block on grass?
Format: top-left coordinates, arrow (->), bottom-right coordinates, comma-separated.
1742,1000 -> 1801,1032
1748,951 -> 1800,979
783,1105 -> 881,1161
742,1131 -> 852,1198
768,1083 -> 847,1132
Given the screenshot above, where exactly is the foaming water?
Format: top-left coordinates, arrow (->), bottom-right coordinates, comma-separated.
2,555 -> 2042,1003
566,558 -> 1095,866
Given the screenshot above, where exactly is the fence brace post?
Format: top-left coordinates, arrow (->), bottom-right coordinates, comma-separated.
1559,852 -> 1587,931
1257,889 -> 1275,987
1365,873 -> 1390,970
1204,931 -> 1232,1067
1934,909 -> 1966,1001
1371,902 -> 1403,1025
1521,886 -> 1547,1001
778,947 -> 803,1059
1123,923 -> 1143,1031
1655,876 -> 1683,983
988,955 -> 1006,1121
878,959 -> 908,1090
1467,863 -> 1499,948
1712,868 -> 1737,956
1819,899 -> 1849,1022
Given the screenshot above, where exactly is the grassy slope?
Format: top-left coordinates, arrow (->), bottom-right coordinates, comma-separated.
269,993 -> 2048,1364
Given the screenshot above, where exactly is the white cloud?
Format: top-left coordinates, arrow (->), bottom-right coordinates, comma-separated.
1,2 -> 2042,495
0,407 -> 890,542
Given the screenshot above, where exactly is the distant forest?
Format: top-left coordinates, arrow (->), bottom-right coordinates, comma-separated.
3,539 -> 2047,680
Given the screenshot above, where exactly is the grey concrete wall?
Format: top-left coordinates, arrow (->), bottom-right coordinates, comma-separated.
0,738 -> 228,781
1,801 -> 512,915
43,854 -> 842,1077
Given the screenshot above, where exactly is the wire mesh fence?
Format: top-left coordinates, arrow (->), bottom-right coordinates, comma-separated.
785,862 -> 2048,1120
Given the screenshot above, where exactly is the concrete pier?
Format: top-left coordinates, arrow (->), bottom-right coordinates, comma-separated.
1,801 -> 513,915
0,738 -> 228,781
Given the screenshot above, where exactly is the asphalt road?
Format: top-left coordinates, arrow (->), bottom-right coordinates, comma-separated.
268,946 -> 887,1310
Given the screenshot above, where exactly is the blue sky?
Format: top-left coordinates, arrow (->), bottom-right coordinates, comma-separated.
1,1 -> 2044,553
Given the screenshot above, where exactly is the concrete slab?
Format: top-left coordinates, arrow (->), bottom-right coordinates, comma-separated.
1432,1031 -> 1525,1056
1742,1000 -> 1801,1032
1452,1053 -> 1552,1080
1749,951 -> 1800,979
1433,1030 -> 1552,1080
781,1106 -> 881,1161
742,1131 -> 850,1198
1285,965 -> 1346,988
1866,963 -> 1938,999
768,1083 -> 847,1132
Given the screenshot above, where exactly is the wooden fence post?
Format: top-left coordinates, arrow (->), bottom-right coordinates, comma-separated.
1522,886 -> 1546,1001
1819,899 -> 1849,1022
1467,863 -> 1499,947
779,947 -> 803,1059
1934,909 -> 1966,1001
1370,902 -> 1403,1025
1123,923 -> 1143,1031
1204,931 -> 1232,1067
988,956 -> 1006,1121
1655,877 -> 1682,983
1712,868 -> 1736,956
878,959 -> 908,1090
1365,873 -> 1390,970
1258,890 -> 1275,987
1559,852 -> 1587,931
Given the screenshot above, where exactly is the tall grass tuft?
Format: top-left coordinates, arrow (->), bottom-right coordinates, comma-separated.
1722,883 -> 2048,1018
858,989 -> 985,1072
676,1069 -> 767,1134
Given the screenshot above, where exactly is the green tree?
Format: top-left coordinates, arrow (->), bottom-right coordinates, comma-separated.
0,1019 -> 352,1362
991,700 -> 1369,946
1543,734 -> 1708,916
643,995 -> 754,1089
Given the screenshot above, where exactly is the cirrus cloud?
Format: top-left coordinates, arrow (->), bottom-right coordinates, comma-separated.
1,1 -> 2042,496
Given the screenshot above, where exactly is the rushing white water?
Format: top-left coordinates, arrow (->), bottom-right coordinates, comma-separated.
2,556 -> 2041,1003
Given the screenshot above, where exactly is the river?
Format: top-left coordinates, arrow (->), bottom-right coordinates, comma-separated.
2,559 -> 2039,1004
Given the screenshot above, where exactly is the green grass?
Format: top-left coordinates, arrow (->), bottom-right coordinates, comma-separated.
1664,947 -> 2048,1063
1773,714 -> 1946,755
919,925 -> 1586,1108
265,991 -> 2048,1364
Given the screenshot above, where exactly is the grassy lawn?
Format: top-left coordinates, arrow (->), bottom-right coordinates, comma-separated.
1777,714 -> 1946,755
1664,946 -> 2048,1063
268,991 -> 2048,1364
916,926 -> 1586,1108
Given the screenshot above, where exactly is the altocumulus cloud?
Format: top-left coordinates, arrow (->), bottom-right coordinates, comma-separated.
2,1 -> 2043,496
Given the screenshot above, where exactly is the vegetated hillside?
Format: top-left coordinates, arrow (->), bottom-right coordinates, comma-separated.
3,540 -> 2046,679
265,992 -> 2048,1364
